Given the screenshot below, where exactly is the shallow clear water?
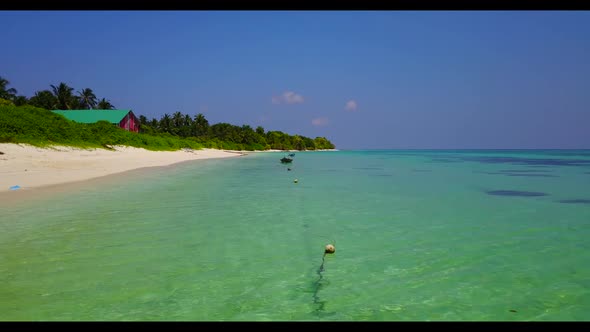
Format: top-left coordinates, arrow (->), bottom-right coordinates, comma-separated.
1,150 -> 590,321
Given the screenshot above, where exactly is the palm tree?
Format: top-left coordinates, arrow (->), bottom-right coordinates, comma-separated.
50,82 -> 76,110
149,118 -> 158,130
96,98 -> 115,110
0,76 -> 18,101
29,90 -> 57,109
193,113 -> 209,137
171,111 -> 183,129
183,114 -> 192,127
241,125 -> 255,144
159,113 -> 172,134
139,115 -> 148,126
13,95 -> 28,106
181,114 -> 193,138
78,88 -> 97,109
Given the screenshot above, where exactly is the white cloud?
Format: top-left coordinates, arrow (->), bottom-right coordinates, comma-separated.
311,117 -> 329,126
271,91 -> 305,105
345,100 -> 358,111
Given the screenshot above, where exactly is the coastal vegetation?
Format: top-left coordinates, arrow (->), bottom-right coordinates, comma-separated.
0,76 -> 335,151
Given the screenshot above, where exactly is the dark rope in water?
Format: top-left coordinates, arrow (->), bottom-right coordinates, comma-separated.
318,252 -> 326,273
291,173 -> 323,314
312,253 -> 327,314
290,167 -> 330,316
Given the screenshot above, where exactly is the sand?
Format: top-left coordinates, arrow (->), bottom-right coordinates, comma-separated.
0,143 -> 244,193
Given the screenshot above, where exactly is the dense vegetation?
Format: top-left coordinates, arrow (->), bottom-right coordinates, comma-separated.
0,100 -> 204,150
0,76 -> 335,151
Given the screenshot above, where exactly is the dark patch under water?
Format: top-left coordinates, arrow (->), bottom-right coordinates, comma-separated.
558,199 -> 590,204
477,171 -> 558,178
430,155 -> 590,167
462,156 -> 590,167
485,190 -> 548,197
429,158 -> 462,163
504,173 -> 559,178
499,169 -> 552,173
319,169 -> 343,173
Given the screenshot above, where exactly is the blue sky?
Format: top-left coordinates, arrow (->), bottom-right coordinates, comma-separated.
2,11 -> 590,149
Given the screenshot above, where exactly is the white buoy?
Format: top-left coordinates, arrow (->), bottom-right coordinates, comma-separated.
325,244 -> 335,254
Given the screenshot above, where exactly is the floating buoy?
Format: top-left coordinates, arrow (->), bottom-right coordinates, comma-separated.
294,179 -> 298,183
325,244 -> 335,254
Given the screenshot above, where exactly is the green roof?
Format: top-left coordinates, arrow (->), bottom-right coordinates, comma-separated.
52,110 -> 133,124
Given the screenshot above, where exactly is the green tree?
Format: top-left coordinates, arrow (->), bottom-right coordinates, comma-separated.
28,90 -> 57,110
149,118 -> 158,130
50,82 -> 77,110
313,137 -> 335,150
303,137 -> 316,150
96,98 -> 115,110
159,113 -> 172,133
0,76 -> 18,101
293,135 -> 304,150
193,113 -> 209,137
78,88 -> 97,109
139,115 -> 148,126
181,114 -> 193,137
266,131 -> 284,150
240,125 -> 256,145
13,95 -> 28,106
210,123 -> 241,142
172,111 -> 184,136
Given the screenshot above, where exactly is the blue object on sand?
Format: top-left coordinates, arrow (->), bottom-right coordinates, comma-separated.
9,185 -> 21,191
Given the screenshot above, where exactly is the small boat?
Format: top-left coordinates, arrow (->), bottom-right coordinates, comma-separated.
280,157 -> 293,163
288,153 -> 295,157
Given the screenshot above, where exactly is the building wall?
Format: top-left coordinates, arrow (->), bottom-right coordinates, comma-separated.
118,112 -> 140,133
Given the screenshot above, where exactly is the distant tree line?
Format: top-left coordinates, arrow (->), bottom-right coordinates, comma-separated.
0,76 -> 114,110
0,75 -> 335,151
138,112 -> 334,150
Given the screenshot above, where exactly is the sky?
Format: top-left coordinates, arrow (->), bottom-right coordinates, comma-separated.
2,11 -> 590,149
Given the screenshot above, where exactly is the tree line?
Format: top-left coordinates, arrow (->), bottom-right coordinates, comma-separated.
139,112 -> 334,151
0,76 -> 335,151
0,76 -> 114,110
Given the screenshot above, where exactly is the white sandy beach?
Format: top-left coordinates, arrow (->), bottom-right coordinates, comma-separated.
0,143 -> 244,193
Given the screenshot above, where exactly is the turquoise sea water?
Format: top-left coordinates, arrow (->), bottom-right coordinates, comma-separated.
1,150 -> 590,321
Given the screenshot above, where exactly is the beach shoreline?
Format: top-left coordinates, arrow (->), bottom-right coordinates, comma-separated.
0,143 -> 245,194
